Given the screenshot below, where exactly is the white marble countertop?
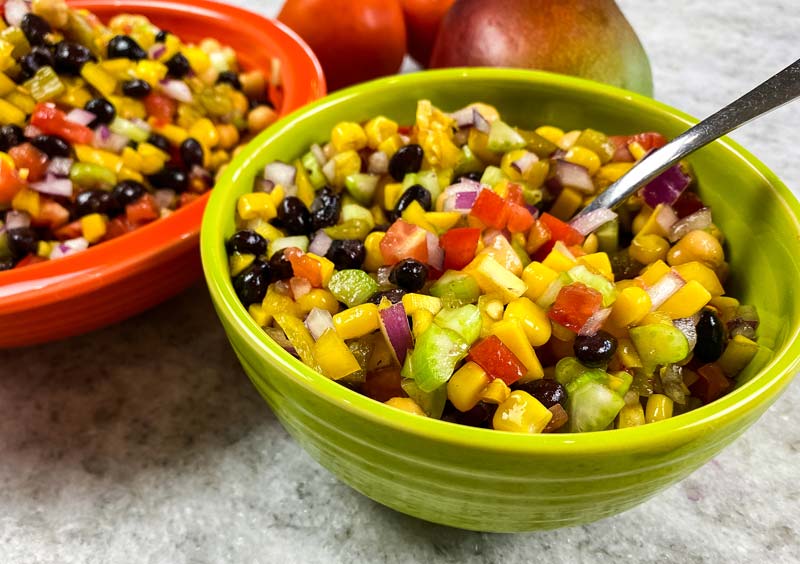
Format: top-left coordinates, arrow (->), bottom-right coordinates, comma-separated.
2,1 -> 799,562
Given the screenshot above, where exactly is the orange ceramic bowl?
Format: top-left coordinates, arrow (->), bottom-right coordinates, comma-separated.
0,0 -> 325,348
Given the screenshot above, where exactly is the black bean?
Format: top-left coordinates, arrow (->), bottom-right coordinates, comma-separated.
389,259 -> 428,292
514,379 -> 568,409
121,78 -> 152,98
366,288 -> 406,305
394,184 -> 432,214
449,401 -> 497,428
84,98 -> 116,126
148,166 -> 188,191
268,249 -> 294,281
165,52 -> 191,78
695,308 -> 725,363
388,144 -> 423,181
179,138 -> 204,169
31,135 -> 70,158
0,258 -> 14,271
107,35 -> 147,61
53,41 -> 93,75
0,125 -> 25,152
73,189 -> 120,218
20,45 -> 54,78
573,330 -> 618,368
216,71 -> 241,90
227,230 -> 267,256
155,30 -> 170,43
147,133 -> 171,153
325,239 -> 365,270
309,187 -> 341,231
274,196 -> 312,236
111,180 -> 147,207
6,228 -> 38,259
232,260 -> 271,306
21,14 -> 51,46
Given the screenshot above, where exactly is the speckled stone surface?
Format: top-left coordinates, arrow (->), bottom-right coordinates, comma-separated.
2,1 -> 799,562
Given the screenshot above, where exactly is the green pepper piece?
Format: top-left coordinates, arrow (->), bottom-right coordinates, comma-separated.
575,128 -> 616,164
301,150 -> 326,189
516,128 -> 559,158
69,162 -> 117,190
324,218 -> 372,240
486,120 -> 527,152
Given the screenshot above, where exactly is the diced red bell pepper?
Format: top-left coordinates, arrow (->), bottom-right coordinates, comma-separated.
30,103 -> 93,145
506,182 -> 525,206
0,157 -> 24,203
467,335 -> 525,386
440,227 -> 481,271
380,219 -> 428,265
691,363 -> 731,404
506,203 -> 535,233
672,191 -> 706,219
15,254 -> 47,268
525,219 -> 551,255
469,189 -> 509,230
533,212 -> 584,261
547,283 -> 603,333
32,199 -> 70,229
54,220 -> 83,240
609,135 -> 634,162
284,247 -> 322,287
9,143 -> 48,182
144,93 -> 177,125
629,132 -> 667,151
126,193 -> 160,225
105,216 -> 137,240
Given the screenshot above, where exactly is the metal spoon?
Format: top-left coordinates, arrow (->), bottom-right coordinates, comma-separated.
576,57 -> 800,218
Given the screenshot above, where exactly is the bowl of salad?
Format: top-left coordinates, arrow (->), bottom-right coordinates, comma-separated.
0,0 -> 324,347
201,68 -> 800,531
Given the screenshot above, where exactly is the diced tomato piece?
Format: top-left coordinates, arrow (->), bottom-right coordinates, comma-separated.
380,219 -> 428,265
547,283 -> 603,333
525,219 -> 551,255
15,254 -> 47,268
397,125 -> 413,135
538,213 -> 584,246
672,191 -> 706,219
363,367 -> 406,403
105,216 -> 137,240
30,103 -> 93,145
568,245 -> 586,257
691,363 -> 731,404
9,143 -> 48,182
467,335 -> 525,386
629,132 -> 667,151
506,203 -> 535,233
54,220 -> 83,240
608,135 -> 634,162
32,198 -> 70,229
506,182 -> 525,206
126,193 -> 160,225
440,227 -> 481,271
469,189 -> 509,229
0,157 -> 25,203
178,192 -> 200,208
284,247 -> 323,287
144,93 -> 177,125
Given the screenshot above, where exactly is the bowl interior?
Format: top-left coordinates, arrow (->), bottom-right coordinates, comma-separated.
203,69 -> 800,451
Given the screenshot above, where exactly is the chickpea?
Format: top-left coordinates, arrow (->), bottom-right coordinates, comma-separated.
631,208 -> 650,235
666,229 -> 725,268
216,124 -> 240,150
231,91 -> 249,117
247,105 -> 277,133
239,70 -> 266,99
199,38 -> 222,53
582,233 -> 599,254
629,234 -> 670,265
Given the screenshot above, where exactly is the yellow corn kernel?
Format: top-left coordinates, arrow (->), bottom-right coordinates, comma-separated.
522,261 -> 559,301
377,134 -> 403,158
447,361 -> 490,412
578,252 -> 613,281
548,187 -> 583,220
534,125 -> 564,145
11,188 -> 40,218
667,230 -> 725,268
363,231 -> 385,272
499,149 -> 530,181
188,118 -> 219,149
74,145 -> 123,173
332,303 -> 380,340
385,397 -> 426,416
657,280 -> 712,319
466,254 -> 527,304
564,145 -> 601,175
401,200 -> 437,233
181,46 -> 210,73
36,240 -> 52,258
491,319 -> 544,382
296,289 -> 339,315
639,310 -> 673,326
596,162 -> 634,184
80,62 -> 116,96
133,60 -> 168,85
582,233 -> 599,255
503,297 -> 551,347
268,184 -> 286,208
80,213 -> 107,244
137,142 -> 170,175
629,141 -> 647,161
492,390 -> 553,433
364,116 -> 398,150
99,58 -> 133,79
108,95 -> 146,120
616,338 -> 643,369
383,182 -> 404,211
610,286 -> 651,327
617,403 -> 646,428
672,261 -> 724,297
209,150 -> 230,171
151,122 -> 189,146
229,252 -> 255,277
637,259 -> 671,287
314,329 -> 362,380
410,309 -> 434,339
645,394 -> 674,423
634,204 -> 670,238
0,70 -> 14,95
237,192 -> 276,221
424,211 -> 461,234
330,149 -> 361,187
541,248 -> 577,273
248,303 -> 270,327
402,293 -> 442,315
629,233 -> 670,265
331,121 -> 368,152
0,97 -> 25,126
481,378 -> 511,405
306,253 -> 335,286
117,167 -> 144,183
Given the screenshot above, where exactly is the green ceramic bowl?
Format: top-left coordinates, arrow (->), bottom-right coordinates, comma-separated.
201,69 -> 800,532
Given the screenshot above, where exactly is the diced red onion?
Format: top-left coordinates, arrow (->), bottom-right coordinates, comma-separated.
641,164 -> 691,208
668,207 -> 712,242
569,208 -> 617,236
148,44 -> 167,60
728,305 -> 760,339
472,109 -> 490,133
367,151 -> 389,175
552,240 -> 577,261
443,181 -> 481,213
511,151 -> 539,175
65,108 -> 96,127
92,126 -> 129,153
322,159 -> 336,183
579,307 -> 612,336
189,165 -> 212,187
305,308 -> 334,341
426,231 -> 444,270
264,161 -> 297,187
49,237 -> 89,260
29,175 -> 73,198
654,204 -> 679,235
308,230 -> 333,256
310,143 -> 327,166
449,107 -> 475,127
673,317 -> 698,352
547,160 -> 595,194
153,189 -> 176,210
129,118 -> 152,133
646,270 -> 685,309
376,265 -> 393,287
159,79 -> 193,103
254,178 -> 275,193
378,302 -> 413,365
454,190 -> 477,209
47,157 -> 73,178
24,124 -> 43,138
273,280 -> 291,295
4,0 -> 30,27
290,276 -> 312,300
5,210 -> 31,230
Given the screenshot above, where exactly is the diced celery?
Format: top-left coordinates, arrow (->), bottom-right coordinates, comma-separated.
403,169 -> 440,201
401,324 -> 468,393
487,120 -> 527,152
328,269 -> 379,307
629,324 -> 689,370
555,356 -> 606,388
453,145 -> 482,176
429,270 -> 481,307
340,202 -> 375,230
479,165 -> 505,187
109,117 -> 150,142
433,304 -> 481,345
23,66 -> 65,101
400,377 -> 447,419
595,219 -> 619,253
345,174 -> 379,206
301,151 -> 326,189
267,235 -> 309,257
567,379 -> 625,432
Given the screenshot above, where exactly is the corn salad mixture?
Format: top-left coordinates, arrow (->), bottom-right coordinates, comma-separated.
226,99 -> 761,433
0,0 -> 278,270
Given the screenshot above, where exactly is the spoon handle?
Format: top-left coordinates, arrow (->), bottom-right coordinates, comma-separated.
578,57 -> 800,217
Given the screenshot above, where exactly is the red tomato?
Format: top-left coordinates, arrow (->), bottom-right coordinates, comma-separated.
506,203 -> 535,233
279,0 -> 406,91
29,103 -> 93,145
284,247 -> 323,287
400,0 -> 455,66
32,199 -> 70,229
440,227 -> 480,271
0,158 -> 24,203
533,212 -> 584,261
380,219 -> 428,265
467,335 -> 525,385
547,283 -> 603,333
14,254 -> 47,268
54,220 -> 83,241
672,191 -> 706,219
8,143 -> 48,182
469,189 -> 508,229
144,93 -> 177,125
105,216 -> 137,240
126,193 -> 160,225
